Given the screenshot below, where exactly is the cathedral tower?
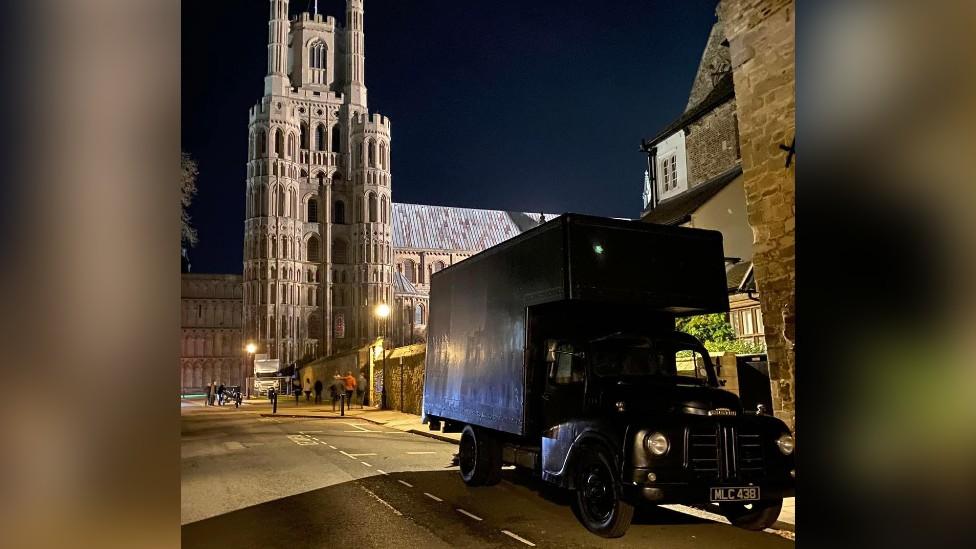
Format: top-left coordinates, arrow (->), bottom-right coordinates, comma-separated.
243,0 -> 392,366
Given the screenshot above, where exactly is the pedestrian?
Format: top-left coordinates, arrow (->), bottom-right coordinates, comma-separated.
209,379 -> 217,405
330,374 -> 344,411
357,372 -> 367,408
304,378 -> 312,402
314,379 -> 323,404
343,371 -> 356,407
205,381 -> 213,406
294,379 -> 301,405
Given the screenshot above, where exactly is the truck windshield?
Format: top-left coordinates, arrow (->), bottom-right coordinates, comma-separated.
590,335 -> 712,384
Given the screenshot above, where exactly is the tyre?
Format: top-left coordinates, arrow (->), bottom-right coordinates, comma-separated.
720,498 -> 783,530
571,449 -> 634,538
458,425 -> 502,486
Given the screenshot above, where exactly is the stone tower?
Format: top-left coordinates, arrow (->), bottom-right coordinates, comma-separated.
243,0 -> 393,366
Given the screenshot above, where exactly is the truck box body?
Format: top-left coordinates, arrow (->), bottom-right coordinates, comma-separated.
423,214 -> 729,436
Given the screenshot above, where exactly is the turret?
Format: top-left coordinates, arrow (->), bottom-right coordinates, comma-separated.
345,0 -> 367,107
265,0 -> 291,96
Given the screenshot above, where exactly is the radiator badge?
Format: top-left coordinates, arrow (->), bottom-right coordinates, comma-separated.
707,408 -> 736,416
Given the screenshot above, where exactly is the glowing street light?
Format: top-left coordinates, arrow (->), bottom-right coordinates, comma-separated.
374,303 -> 391,408
243,342 -> 257,399
375,303 -> 390,319
245,342 -> 257,354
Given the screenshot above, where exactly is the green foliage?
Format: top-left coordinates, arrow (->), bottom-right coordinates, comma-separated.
676,313 -> 766,355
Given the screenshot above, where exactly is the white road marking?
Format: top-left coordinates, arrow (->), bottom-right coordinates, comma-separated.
343,430 -> 386,433
348,453 -> 377,457
328,445 -> 337,449
361,462 -> 372,467
360,486 -> 402,516
298,431 -> 323,434
341,422 -> 383,432
339,451 -> 359,460
423,492 -> 442,502
376,469 -> 389,475
501,530 -> 536,547
502,465 -> 516,470
405,451 -> 436,455
456,509 -> 483,521
397,480 -> 413,488
287,434 -> 318,446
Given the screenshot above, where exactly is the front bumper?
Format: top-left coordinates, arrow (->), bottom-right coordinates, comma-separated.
623,472 -> 795,504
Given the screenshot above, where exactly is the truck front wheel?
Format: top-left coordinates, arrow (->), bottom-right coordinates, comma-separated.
720,498 -> 782,530
571,450 -> 634,538
458,425 -> 502,486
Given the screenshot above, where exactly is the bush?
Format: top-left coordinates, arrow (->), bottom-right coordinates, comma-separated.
676,313 -> 766,355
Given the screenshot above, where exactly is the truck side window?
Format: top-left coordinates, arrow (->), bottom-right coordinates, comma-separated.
553,343 -> 582,385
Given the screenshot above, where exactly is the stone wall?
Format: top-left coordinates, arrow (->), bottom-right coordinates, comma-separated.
381,343 -> 426,415
718,0 -> 796,430
300,346 -> 370,403
685,100 -> 741,186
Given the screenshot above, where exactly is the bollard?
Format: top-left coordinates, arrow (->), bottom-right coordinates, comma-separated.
340,392 -> 345,416
269,387 -> 278,414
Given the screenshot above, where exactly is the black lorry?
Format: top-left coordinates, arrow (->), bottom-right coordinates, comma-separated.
422,214 -> 795,537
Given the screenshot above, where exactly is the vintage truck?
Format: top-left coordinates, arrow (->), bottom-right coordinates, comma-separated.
421,214 -> 795,537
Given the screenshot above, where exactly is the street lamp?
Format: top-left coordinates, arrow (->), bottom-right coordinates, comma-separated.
374,303 -> 390,409
244,342 -> 257,399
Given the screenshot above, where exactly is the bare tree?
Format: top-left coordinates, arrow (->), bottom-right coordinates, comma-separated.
181,151 -> 199,246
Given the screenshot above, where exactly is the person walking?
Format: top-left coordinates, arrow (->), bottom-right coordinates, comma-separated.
209,380 -> 217,405
205,381 -> 213,407
356,372 -> 367,408
313,379 -> 323,404
304,378 -> 312,402
293,378 -> 301,405
343,371 -> 356,407
330,375 -> 343,411
217,383 -> 225,406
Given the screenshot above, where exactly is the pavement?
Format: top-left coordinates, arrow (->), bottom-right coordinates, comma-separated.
181,397 -> 796,539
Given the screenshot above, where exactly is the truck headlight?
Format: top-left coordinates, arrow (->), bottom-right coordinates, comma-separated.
645,432 -> 669,456
776,434 -> 794,455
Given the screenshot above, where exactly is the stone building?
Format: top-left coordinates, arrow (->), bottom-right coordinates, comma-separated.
242,0 -> 554,367
180,274 -> 244,393
639,17 -> 763,347
717,0 -> 795,429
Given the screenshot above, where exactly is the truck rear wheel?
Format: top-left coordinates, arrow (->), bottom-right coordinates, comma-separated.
571,449 -> 634,538
720,498 -> 782,530
458,425 -> 502,486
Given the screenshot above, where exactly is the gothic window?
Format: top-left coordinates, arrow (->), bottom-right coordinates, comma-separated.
271,239 -> 277,259
274,128 -> 284,158
355,197 -> 363,223
432,260 -> 446,273
381,195 -> 388,224
308,315 -> 321,338
331,125 -> 340,153
367,140 -> 376,168
332,239 -> 348,264
300,122 -> 309,149
415,303 -> 425,325
368,193 -> 377,223
256,129 -> 267,157
307,235 -> 320,262
334,200 -> 345,224
308,198 -> 318,223
310,41 -> 326,70
287,133 -> 296,158
276,186 -> 285,216
316,124 -> 326,152
379,141 -> 387,170
308,287 -> 315,306
403,258 -> 416,283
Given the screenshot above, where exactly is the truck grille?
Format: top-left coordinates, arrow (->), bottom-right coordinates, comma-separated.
685,425 -> 765,481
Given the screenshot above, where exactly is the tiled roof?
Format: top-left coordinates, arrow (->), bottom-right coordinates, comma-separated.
392,203 -> 558,252
392,270 -> 423,296
726,261 -> 755,292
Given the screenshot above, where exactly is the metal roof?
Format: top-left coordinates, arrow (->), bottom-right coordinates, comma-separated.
392,203 -> 558,252
392,270 -> 423,296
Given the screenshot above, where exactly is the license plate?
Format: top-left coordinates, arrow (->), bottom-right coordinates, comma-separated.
710,486 -> 760,502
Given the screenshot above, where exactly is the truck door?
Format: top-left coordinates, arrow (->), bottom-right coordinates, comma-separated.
542,342 -> 585,428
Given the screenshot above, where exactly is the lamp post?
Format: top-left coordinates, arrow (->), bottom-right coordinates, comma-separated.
244,342 -> 256,399
374,303 -> 390,409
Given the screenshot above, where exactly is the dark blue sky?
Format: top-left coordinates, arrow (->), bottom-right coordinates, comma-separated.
182,0 -> 718,274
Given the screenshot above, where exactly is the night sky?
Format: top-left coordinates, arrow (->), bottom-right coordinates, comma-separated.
182,0 -> 718,274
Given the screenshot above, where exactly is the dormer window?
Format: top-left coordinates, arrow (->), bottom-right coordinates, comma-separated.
660,154 -> 677,192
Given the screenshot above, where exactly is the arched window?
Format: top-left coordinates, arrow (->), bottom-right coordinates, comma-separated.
308,315 -> 321,338
334,200 -> 345,224
381,195 -> 388,224
331,125 -> 340,153
274,129 -> 284,158
355,197 -> 363,223
332,239 -> 348,264
307,235 -> 320,262
256,129 -> 267,157
310,41 -> 326,70
415,303 -> 425,325
277,186 -> 286,216
307,198 -> 318,223
300,122 -> 309,149
368,193 -> 377,223
271,238 -> 277,259
308,287 -> 315,306
287,132 -> 296,158
367,140 -> 376,168
316,124 -> 326,152
307,269 -> 313,282
403,258 -> 416,283
379,142 -> 387,170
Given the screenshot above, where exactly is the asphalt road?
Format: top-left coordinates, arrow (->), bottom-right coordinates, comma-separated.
182,407 -> 794,548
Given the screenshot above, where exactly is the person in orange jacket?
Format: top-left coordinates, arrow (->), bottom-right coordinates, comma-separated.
343,371 -> 356,406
